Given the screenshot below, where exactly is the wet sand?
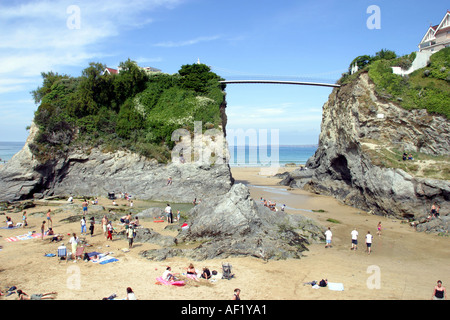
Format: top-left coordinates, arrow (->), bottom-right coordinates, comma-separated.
0,166 -> 448,300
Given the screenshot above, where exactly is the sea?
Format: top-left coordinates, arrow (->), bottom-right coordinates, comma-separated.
229,145 -> 317,167
0,141 -> 25,164
0,142 -> 317,167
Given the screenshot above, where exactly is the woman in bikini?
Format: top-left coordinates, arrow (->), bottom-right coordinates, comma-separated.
432,280 -> 447,300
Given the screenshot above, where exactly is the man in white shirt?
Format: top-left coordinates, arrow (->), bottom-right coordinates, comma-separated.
365,231 -> 373,254
351,228 -> 358,250
165,204 -> 173,224
325,227 -> 332,248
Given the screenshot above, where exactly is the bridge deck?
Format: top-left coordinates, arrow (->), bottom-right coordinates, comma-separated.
220,79 -> 340,88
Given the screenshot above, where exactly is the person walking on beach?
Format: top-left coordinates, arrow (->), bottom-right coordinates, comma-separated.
377,222 -> 382,236
351,228 -> 358,250
432,280 -> 447,300
80,216 -> 86,235
126,224 -> 135,248
106,221 -> 113,241
46,209 -> 52,228
365,231 -> 373,254
41,221 -> 46,240
325,227 -> 332,248
89,216 -> 95,237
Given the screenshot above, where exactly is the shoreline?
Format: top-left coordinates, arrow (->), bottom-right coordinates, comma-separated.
0,166 -> 448,300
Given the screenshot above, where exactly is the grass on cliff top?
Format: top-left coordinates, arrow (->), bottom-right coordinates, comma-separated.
361,139 -> 450,180
30,61 -> 226,164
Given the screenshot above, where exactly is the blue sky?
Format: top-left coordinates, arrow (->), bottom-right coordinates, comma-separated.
0,0 -> 448,145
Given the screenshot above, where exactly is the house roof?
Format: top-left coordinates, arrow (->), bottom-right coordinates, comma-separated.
105,67 -> 119,74
419,11 -> 450,45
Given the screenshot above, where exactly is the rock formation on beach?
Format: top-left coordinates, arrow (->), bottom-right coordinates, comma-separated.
280,71 -> 449,229
139,183 -> 324,261
0,122 -> 233,203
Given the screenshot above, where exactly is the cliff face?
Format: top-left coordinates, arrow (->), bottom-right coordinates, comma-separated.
0,121 -> 233,203
288,72 -> 449,220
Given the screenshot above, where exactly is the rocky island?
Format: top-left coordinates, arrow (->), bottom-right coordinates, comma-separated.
279,48 -> 450,234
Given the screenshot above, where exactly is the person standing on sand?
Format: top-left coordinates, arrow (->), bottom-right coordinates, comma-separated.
89,216 -> 95,237
365,231 -> 373,254
69,233 -> 79,260
377,222 -> 382,236
22,211 -> 28,228
80,216 -> 86,235
46,209 -> 52,228
351,228 -> 358,250
102,215 -> 108,238
41,221 -> 46,240
432,280 -> 447,300
325,227 -> 332,248
106,221 -> 113,241
82,199 -> 88,215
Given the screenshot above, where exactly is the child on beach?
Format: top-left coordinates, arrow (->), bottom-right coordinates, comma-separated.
22,211 -> 28,227
325,227 -> 332,248
377,222 -> 382,236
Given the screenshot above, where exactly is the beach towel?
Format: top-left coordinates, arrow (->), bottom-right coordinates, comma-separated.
98,257 -> 119,265
5,233 -> 42,242
327,282 -> 344,291
44,253 -> 56,257
1,226 -> 20,230
155,276 -> 185,286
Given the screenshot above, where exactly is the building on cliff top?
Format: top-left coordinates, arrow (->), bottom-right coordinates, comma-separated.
392,11 -> 450,76
418,10 -> 450,53
102,66 -> 162,76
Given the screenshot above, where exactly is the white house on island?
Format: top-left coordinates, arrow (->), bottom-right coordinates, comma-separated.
418,10 -> 450,53
392,10 -> 450,76
102,66 -> 162,76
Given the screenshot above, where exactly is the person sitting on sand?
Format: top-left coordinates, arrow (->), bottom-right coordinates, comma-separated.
201,267 -> 211,280
126,287 -> 137,300
185,263 -> 199,281
162,267 -> 175,281
17,290 -> 57,300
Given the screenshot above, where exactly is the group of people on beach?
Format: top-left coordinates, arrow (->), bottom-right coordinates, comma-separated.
323,221 -> 382,255
260,197 -> 282,212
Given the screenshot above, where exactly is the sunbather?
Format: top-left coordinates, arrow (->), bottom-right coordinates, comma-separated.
17,290 -> 57,300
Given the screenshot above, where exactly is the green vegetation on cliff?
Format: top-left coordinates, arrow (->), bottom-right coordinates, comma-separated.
340,47 -> 450,119
30,60 -> 226,163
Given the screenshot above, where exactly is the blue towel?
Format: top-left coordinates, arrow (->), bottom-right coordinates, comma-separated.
99,257 -> 119,265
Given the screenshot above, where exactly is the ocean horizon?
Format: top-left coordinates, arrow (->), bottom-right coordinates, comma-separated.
0,142 -> 317,166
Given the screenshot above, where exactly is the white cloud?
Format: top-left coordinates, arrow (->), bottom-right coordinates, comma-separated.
154,35 -> 222,48
0,0 -> 186,82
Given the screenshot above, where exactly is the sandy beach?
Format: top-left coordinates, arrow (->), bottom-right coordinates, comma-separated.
0,166 -> 448,301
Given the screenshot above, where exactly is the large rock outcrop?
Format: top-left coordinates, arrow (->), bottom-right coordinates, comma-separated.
281,72 -> 449,225
0,123 -> 233,203
140,183 -> 324,261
